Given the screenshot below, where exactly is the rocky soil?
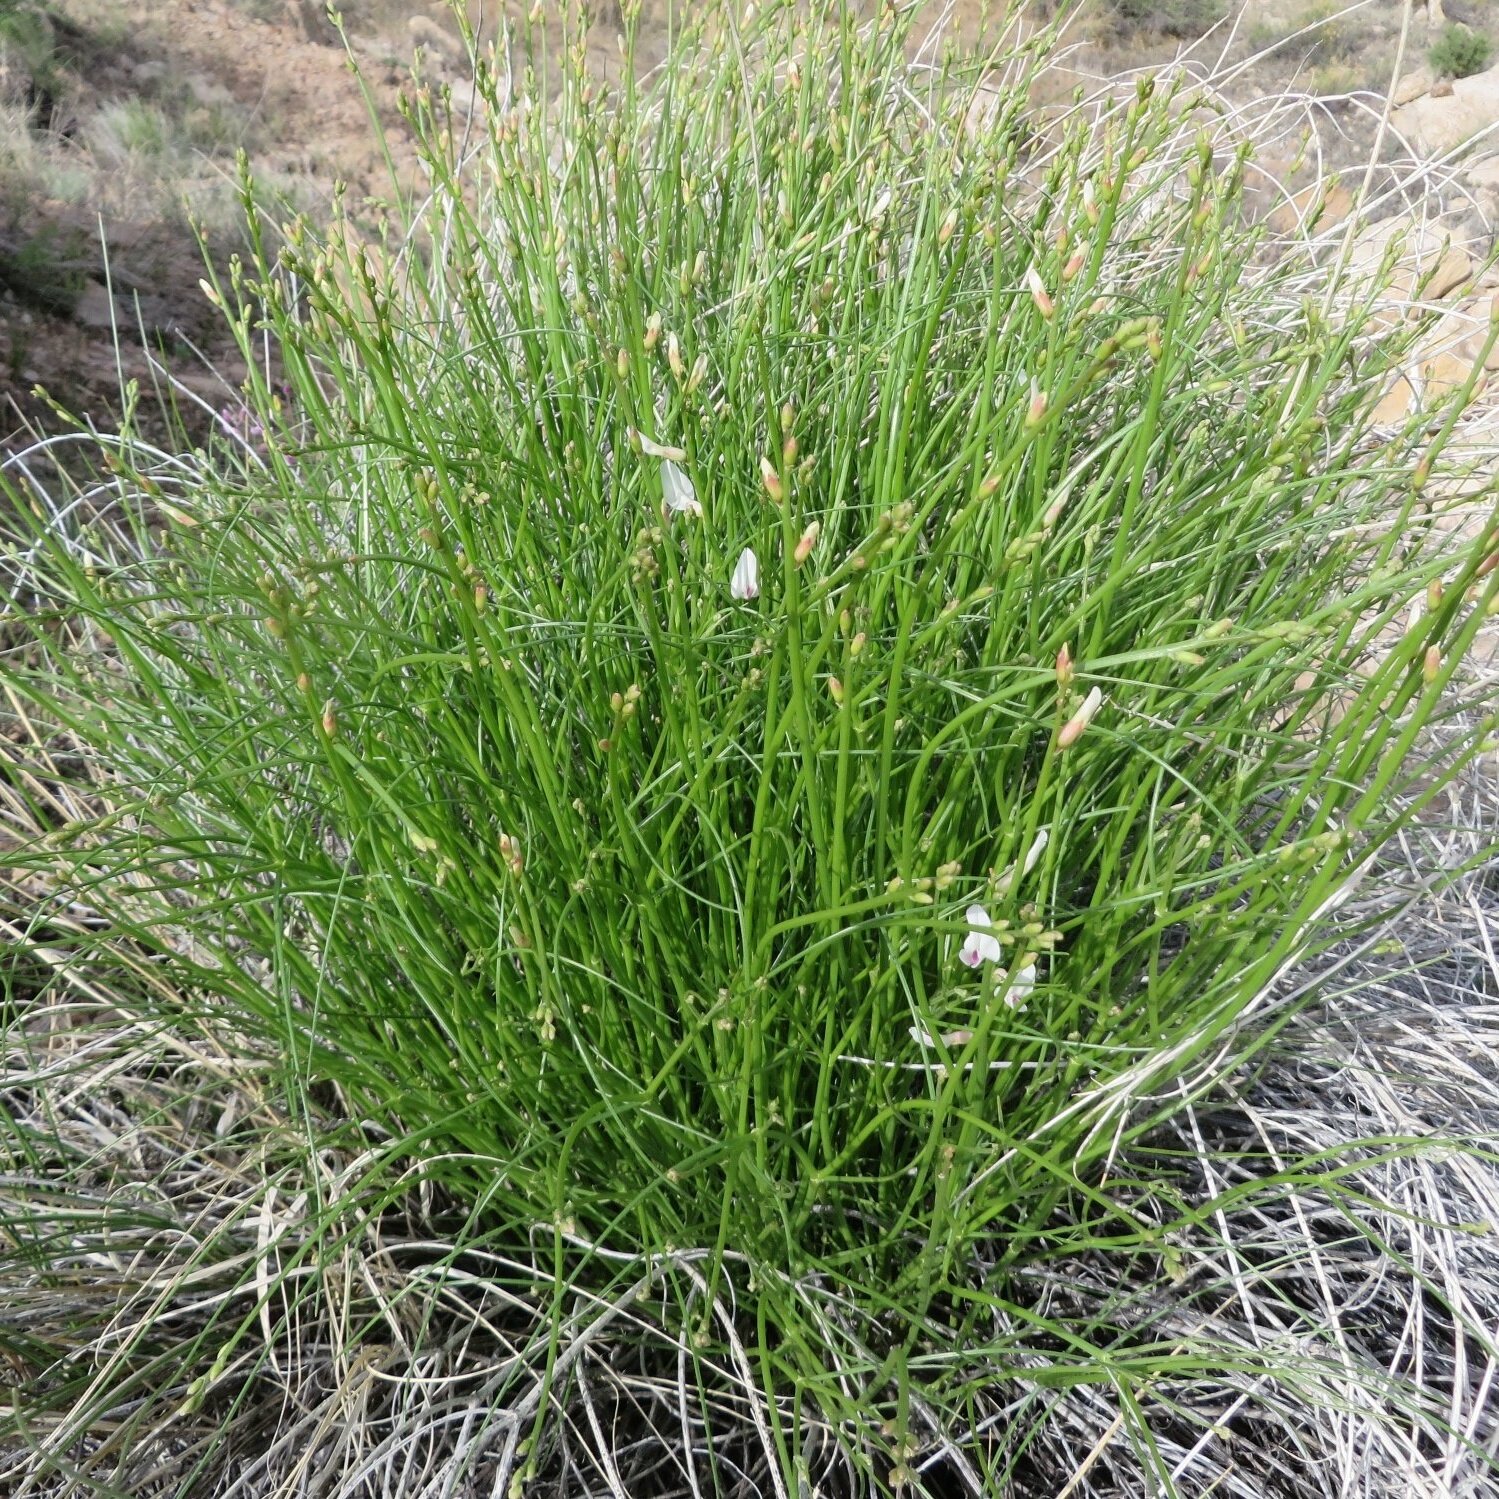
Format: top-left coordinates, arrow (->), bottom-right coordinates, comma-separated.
0,0 -> 443,453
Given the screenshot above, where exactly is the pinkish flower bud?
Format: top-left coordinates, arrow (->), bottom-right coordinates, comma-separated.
1026,381 -> 1048,427
760,454 -> 784,503
1057,685 -> 1103,749
828,676 -> 845,705
1056,642 -> 1073,687
793,520 -> 820,567
1025,266 -> 1054,320
1423,645 -> 1441,684
321,699 -> 337,737
667,333 -> 685,382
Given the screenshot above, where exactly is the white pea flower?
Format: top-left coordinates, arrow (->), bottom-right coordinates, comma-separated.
660,459 -> 702,518
958,903 -> 1003,969
997,827 -> 1049,897
910,1024 -> 975,1049
1003,962 -> 1038,1007
1021,828 -> 1048,876
730,546 -> 760,600
636,429 -> 688,461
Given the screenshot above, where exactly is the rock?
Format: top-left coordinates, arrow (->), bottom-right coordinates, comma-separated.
1392,63 -> 1499,157
1420,295 -> 1499,373
1394,66 -> 1434,108
296,0 -> 338,44
408,15 -> 456,57
1421,349 -> 1480,399
1427,245 -> 1473,298
72,281 -> 120,330
184,73 -> 236,110
1267,181 -> 1354,235
1479,298 -> 1499,367
1432,78 -> 1455,99
1344,216 -> 1479,302
1372,376 -> 1415,421
1467,154 -> 1499,191
445,77 -> 480,115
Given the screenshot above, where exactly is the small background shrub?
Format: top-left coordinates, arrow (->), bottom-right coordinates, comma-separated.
1098,0 -> 1225,39
1430,22 -> 1494,79
1248,0 -> 1361,65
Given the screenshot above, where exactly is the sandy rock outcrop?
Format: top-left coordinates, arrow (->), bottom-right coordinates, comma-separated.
1393,63 -> 1499,157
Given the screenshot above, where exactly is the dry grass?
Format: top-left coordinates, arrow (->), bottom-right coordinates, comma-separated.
3,701 -> 1495,1497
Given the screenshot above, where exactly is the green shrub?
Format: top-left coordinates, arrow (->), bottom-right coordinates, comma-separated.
0,219 -> 87,314
1248,1 -> 1360,65
1100,0 -> 1225,39
0,0 -> 56,76
5,2 -> 1496,1491
1430,22 -> 1493,79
